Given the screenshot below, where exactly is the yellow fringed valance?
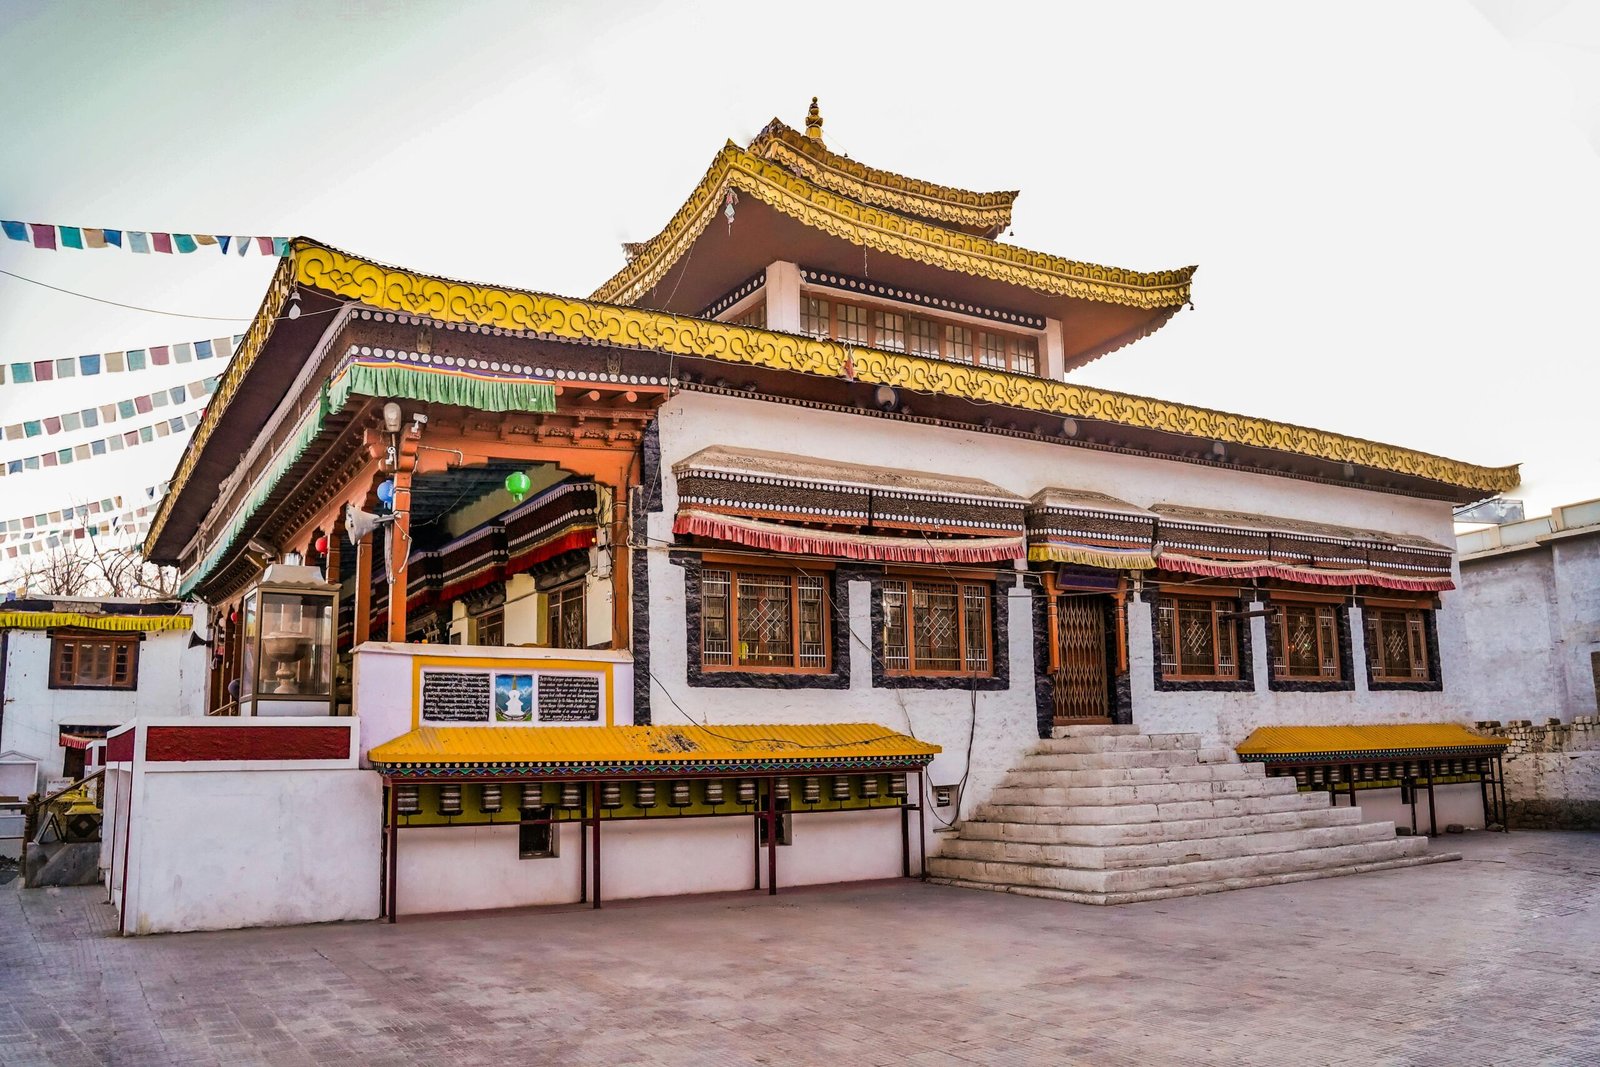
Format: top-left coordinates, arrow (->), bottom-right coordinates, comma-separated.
0,612 -> 192,633
1026,545 -> 1157,570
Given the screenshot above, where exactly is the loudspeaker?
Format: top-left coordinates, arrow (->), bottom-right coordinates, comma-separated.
345,504 -> 395,544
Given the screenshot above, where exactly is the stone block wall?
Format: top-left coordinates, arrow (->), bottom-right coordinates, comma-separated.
1476,717 -> 1600,829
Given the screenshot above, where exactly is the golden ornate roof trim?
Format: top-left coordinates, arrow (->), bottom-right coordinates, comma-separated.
147,240 -> 1517,550
143,254 -> 296,557
750,120 -> 1017,232
591,142 -> 1195,310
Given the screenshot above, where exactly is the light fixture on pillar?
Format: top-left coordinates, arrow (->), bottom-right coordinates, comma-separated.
382,402 -> 403,434
375,480 -> 396,509
286,288 -> 302,320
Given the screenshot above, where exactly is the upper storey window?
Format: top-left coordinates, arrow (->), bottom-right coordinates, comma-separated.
800,292 -> 1042,375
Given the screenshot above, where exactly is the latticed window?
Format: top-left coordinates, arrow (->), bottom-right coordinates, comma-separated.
50,633 -> 139,690
836,303 -> 870,344
872,310 -> 906,352
1366,608 -> 1430,682
944,325 -> 975,364
882,578 -> 991,675
546,583 -> 586,650
1157,596 -> 1239,680
908,317 -> 941,358
977,331 -> 1007,369
701,567 -> 829,671
475,608 -> 505,647
1012,336 -> 1039,375
1268,602 -> 1340,679
730,301 -> 766,329
800,296 -> 831,338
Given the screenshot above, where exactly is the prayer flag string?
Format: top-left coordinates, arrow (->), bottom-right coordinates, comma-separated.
3,221 -> 289,259
1,334 -> 240,386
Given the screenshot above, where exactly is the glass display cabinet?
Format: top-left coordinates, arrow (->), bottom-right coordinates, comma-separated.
237,564 -> 338,716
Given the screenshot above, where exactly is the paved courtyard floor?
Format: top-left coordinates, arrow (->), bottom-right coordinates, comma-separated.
2,831 -> 1597,1066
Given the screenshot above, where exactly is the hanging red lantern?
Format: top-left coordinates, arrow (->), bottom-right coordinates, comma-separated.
314,534 -> 328,554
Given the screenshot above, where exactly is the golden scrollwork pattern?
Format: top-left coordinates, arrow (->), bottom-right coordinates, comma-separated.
749,121 -> 1017,233
295,243 -> 1514,492
148,239 -> 1517,554
591,142 -> 1195,310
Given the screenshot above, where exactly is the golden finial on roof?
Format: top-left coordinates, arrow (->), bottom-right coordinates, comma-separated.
805,97 -> 824,142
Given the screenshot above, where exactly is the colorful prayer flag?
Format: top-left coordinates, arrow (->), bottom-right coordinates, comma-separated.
129,231 -> 150,253
255,236 -> 275,255
151,345 -> 170,366
11,362 -> 33,383
217,236 -> 231,254
104,229 -> 122,248
60,226 -> 83,249
196,234 -> 217,246
273,237 -> 291,257
152,233 -> 173,254
80,353 -> 101,375
2,221 -> 25,241
84,228 -> 107,248
236,237 -> 249,256
174,233 -> 197,253
30,224 -> 56,250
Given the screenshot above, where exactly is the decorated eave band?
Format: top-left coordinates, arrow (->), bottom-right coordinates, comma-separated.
370,753 -> 938,779
146,238 -> 1517,558
671,460 -> 1455,592
589,141 -> 1195,310
747,119 -> 1019,236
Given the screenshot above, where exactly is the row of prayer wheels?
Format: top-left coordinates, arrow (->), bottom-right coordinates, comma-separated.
1287,757 -> 1489,787
394,774 -> 910,817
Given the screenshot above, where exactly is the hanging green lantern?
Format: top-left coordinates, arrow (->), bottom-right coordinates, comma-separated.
505,470 -> 531,502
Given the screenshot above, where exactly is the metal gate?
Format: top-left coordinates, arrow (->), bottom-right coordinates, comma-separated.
1053,595 -> 1111,722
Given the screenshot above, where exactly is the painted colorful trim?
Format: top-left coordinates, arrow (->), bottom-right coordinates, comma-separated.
675,508 -> 1025,564
0,612 -> 191,633
374,754 -> 937,777
1155,552 -> 1455,592
330,349 -> 556,414
1027,545 -> 1157,570
799,266 -> 1046,330
1237,744 -> 1506,763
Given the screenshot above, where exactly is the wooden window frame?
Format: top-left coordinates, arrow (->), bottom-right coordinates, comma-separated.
1268,601 -> 1341,680
49,631 -> 140,691
1365,607 -> 1432,683
700,563 -> 832,675
881,573 -> 994,678
475,607 -> 505,648
799,291 -> 1044,373
1157,595 -> 1241,682
545,581 -> 586,650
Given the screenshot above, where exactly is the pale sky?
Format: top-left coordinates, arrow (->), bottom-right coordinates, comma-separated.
2,0 -> 1597,568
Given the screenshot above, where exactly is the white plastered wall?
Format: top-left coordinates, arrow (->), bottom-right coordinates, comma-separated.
0,623 -> 207,789
647,390 -> 1469,849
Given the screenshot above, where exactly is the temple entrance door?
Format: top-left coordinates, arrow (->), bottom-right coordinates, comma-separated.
1052,594 -> 1113,724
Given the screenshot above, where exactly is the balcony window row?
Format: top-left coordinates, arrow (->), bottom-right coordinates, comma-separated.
699,565 -> 994,679
1157,594 -> 1432,685
799,295 -> 1040,375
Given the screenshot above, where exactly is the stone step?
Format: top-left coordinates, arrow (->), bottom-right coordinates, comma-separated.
1050,723 -> 1142,738
1018,749 -> 1207,771
938,820 -> 1400,871
955,804 -> 1365,847
973,789 -> 1337,826
1032,733 -> 1202,755
1000,764 -> 1266,789
927,837 -> 1434,896
929,851 -> 1460,906
987,775 -> 1300,808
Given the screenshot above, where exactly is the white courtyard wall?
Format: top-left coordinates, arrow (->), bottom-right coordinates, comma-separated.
394,811 -> 906,914
648,392 -> 1471,850
1454,533 -> 1600,723
0,623 -> 207,789
120,767 -> 380,935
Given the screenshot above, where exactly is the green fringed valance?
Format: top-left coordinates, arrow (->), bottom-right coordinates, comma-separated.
330,361 -> 557,415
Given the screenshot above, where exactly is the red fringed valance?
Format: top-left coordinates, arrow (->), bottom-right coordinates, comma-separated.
506,527 -> 596,575
674,509 -> 1024,564
1155,552 -> 1454,592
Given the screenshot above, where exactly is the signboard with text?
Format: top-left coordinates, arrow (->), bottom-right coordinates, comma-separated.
419,665 -> 606,726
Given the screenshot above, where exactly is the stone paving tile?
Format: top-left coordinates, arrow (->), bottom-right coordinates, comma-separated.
3,832 -> 1599,1064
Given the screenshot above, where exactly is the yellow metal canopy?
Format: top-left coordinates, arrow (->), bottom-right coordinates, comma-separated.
0,611 -> 191,633
1236,723 -> 1507,762
369,723 -> 940,775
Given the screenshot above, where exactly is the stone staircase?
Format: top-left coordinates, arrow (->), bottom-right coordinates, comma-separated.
927,724 -> 1458,905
